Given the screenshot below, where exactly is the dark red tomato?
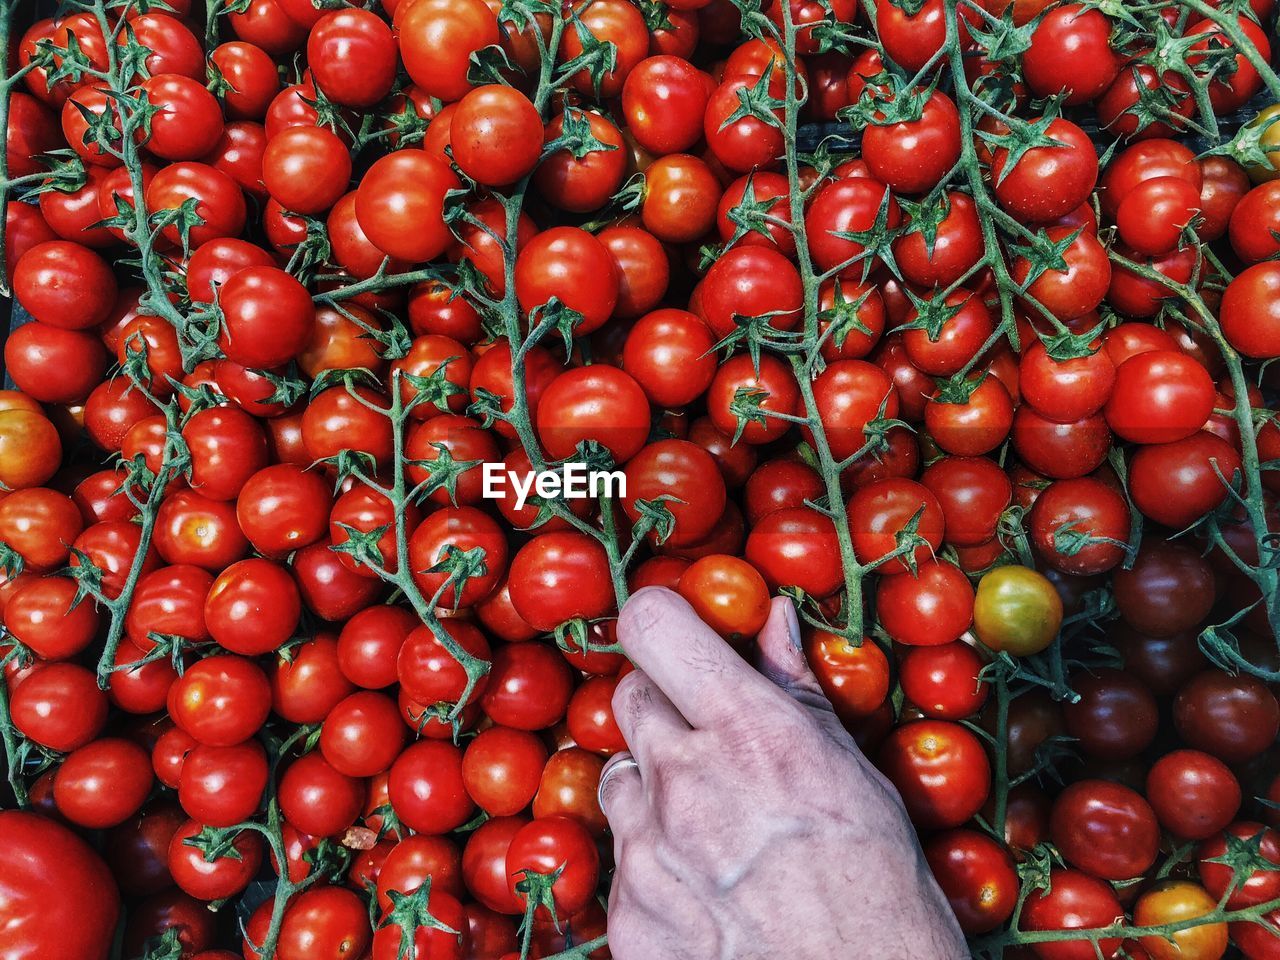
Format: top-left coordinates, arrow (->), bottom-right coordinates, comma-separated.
804,630 -> 891,721
4,201 -> 57,277
927,377 -> 1016,458
919,455 -> 1011,546
1021,869 -> 1124,960
53,737 -> 153,829
805,176 -> 901,274
1146,749 -> 1242,840
1028,477 -> 1129,576
1199,155 -> 1250,241
534,110 -> 628,214
355,151 -> 460,263
104,801 -> 185,899
167,654 -> 271,747
505,815 -> 600,919
623,440 -> 727,547
1174,669 -> 1280,765
1113,540 -> 1216,637
862,90 -> 961,195
876,559 -> 974,647
900,642 -> 988,720
388,740 -> 475,835
1023,5 -> 1119,103
924,829 -> 1018,935
479,643 -> 574,731
745,506 -> 842,598
278,753 -> 364,838
1130,432 -> 1241,530
1049,779 -> 1159,880
815,278 -> 886,361
990,118 -> 1097,223
10,662 -> 107,752
0,811 -> 120,960
168,818 -> 262,902
704,72 -> 784,172
462,726 -> 548,817
1011,407 -> 1111,480
846,478 -> 944,573
877,719 -> 990,830
1221,261 -> 1280,359
536,365 -> 651,463
145,161 -> 247,248
743,459 -> 824,526
178,741 -> 268,826
1061,667 -> 1159,761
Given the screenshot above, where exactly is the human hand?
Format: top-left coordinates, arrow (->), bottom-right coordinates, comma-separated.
599,586 -> 969,960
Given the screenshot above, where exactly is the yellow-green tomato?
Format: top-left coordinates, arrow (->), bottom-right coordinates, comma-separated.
1245,104 -> 1280,184
972,565 -> 1062,656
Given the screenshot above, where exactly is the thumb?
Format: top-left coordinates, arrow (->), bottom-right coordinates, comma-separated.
755,596 -> 829,708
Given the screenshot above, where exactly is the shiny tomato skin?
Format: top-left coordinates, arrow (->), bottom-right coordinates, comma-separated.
1021,869 -> 1124,960
924,829 -> 1018,935
0,811 -> 121,960
877,719 -> 991,830
876,559 -> 974,647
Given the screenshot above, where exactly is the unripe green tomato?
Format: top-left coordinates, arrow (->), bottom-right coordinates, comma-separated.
972,565 -> 1062,656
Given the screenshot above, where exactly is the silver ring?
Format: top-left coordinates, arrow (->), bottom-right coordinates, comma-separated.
596,752 -> 641,812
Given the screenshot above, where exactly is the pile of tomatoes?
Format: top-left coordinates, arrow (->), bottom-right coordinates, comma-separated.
2,0 -> 1280,957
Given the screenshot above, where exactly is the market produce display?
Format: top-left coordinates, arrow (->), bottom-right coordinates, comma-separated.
1,0 -> 1280,956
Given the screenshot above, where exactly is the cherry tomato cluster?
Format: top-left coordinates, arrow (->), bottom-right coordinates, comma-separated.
1,0 -> 1280,958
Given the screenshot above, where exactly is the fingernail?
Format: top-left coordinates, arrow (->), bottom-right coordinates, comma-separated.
783,599 -> 802,652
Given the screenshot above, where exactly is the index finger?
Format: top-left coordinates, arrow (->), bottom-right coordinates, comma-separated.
615,586 -> 785,728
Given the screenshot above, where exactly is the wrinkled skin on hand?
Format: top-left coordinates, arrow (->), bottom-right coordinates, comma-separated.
600,586 -> 969,960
